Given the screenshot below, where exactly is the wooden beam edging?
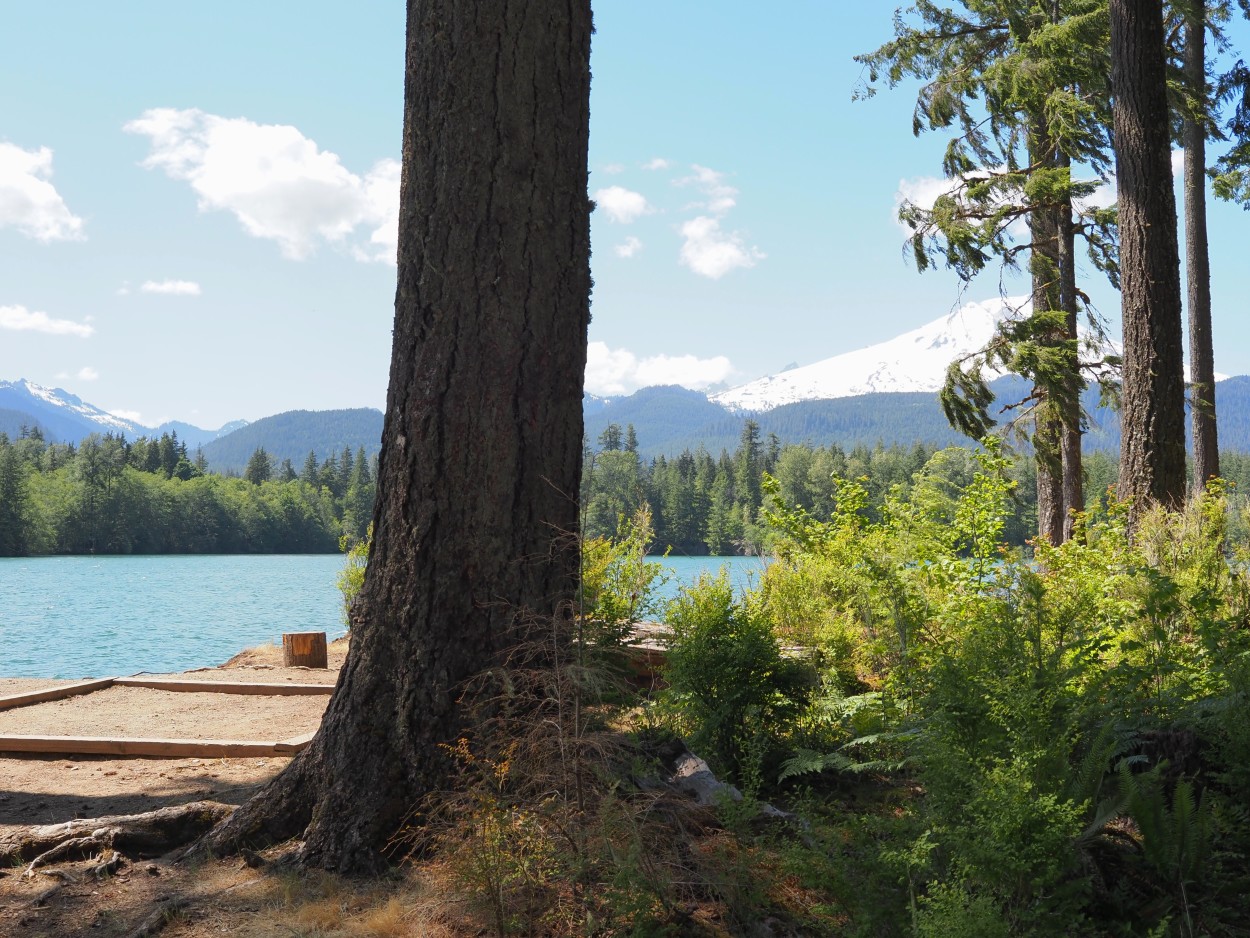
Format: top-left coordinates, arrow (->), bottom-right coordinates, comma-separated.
113,677 -> 334,696
275,731 -> 317,753
0,678 -> 116,712
0,733 -> 317,758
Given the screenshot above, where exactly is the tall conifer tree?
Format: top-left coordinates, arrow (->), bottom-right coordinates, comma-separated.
858,0 -> 1114,543
1111,0 -> 1187,516
206,0 -> 592,871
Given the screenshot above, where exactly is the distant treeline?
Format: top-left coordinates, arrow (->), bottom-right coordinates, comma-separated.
581,421 -> 1250,555
0,427 -> 375,556
9,419 -> 1250,558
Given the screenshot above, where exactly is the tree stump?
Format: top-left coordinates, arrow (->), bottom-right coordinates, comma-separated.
282,632 -> 328,668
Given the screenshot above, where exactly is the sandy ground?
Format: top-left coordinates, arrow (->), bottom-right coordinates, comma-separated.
0,636 -> 459,938
0,639 -> 347,834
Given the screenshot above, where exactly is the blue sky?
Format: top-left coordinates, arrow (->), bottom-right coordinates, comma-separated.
1,2 -> 1247,429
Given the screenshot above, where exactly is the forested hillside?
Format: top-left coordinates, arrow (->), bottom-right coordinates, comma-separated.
0,428 -> 375,556
200,408 -> 383,473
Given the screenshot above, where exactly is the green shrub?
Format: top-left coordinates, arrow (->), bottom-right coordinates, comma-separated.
660,571 -> 812,786
335,523 -> 371,627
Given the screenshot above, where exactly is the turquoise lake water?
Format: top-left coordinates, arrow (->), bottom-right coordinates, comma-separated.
0,554 -> 768,679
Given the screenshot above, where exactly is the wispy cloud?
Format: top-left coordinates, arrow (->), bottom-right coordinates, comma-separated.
642,157 -> 672,171
614,235 -> 643,258
601,162 -> 625,175
0,304 -> 94,337
141,279 -> 202,296
674,164 -> 761,279
677,164 -> 739,215
678,216 -> 763,279
594,185 -> 651,224
585,341 -> 733,396
76,366 -> 99,381
0,143 -> 85,242
125,108 -> 398,263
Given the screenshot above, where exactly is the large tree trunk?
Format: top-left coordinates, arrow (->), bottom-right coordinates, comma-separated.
204,0 -> 592,873
1184,7 -> 1219,492
1111,0 -> 1187,522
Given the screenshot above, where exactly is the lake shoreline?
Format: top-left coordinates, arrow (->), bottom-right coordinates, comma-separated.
2,554 -> 765,680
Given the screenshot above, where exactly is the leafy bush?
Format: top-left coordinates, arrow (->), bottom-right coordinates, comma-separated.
335,523 -> 370,627
660,571 -> 812,786
579,506 -> 667,648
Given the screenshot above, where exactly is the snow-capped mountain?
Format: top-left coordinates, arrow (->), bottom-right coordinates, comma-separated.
0,379 -> 148,439
0,379 -> 248,444
712,297 -> 1022,413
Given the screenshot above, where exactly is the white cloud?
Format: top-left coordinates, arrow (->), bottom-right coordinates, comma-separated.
677,164 -> 738,215
894,174 -> 959,234
594,185 -> 651,224
353,157 -> 400,263
77,366 -> 99,381
614,235 -> 643,258
678,216 -> 763,279
141,279 -> 201,296
669,164 -> 762,278
0,304 -> 94,337
642,157 -> 672,171
585,341 -> 734,396
124,108 -> 399,263
1080,177 -> 1117,211
601,162 -> 625,175
0,143 -> 85,242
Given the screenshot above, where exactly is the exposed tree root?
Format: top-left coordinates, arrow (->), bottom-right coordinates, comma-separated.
127,896 -> 187,938
191,748 -> 315,863
0,800 -> 234,868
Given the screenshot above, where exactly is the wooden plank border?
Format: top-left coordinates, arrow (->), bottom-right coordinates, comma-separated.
113,678 -> 334,696
0,733 -> 317,758
0,679 -> 116,712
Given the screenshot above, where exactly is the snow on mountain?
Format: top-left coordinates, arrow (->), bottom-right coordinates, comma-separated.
713,297 -> 1023,413
0,379 -> 249,444
0,378 -> 148,437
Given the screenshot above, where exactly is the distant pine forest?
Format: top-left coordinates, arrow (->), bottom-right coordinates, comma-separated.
6,420 -> 1250,558
587,419 -> 1250,554
0,428 -> 375,556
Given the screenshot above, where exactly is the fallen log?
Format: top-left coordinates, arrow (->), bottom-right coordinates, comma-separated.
0,801 -> 234,866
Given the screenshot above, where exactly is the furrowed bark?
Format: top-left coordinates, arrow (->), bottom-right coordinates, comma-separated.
1111,0 -> 1187,522
202,0 -> 592,873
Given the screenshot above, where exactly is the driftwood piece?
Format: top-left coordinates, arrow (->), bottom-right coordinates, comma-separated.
643,736 -> 793,822
128,896 -> 188,938
0,801 -> 234,866
667,750 -> 790,818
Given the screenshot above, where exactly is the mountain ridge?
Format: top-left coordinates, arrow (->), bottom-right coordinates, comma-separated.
6,303 -> 1248,467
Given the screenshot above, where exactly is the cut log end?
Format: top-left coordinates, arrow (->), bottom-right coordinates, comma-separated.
282,632 -> 328,669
